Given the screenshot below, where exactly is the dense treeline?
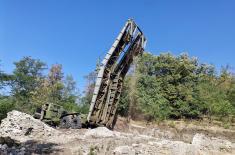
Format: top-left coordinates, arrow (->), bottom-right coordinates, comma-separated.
0,57 -> 89,120
0,53 -> 235,124
119,53 -> 235,123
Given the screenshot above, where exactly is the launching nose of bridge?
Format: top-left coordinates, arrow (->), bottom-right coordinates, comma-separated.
87,19 -> 147,129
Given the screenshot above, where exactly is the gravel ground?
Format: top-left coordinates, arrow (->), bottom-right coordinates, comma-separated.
0,110 -> 234,155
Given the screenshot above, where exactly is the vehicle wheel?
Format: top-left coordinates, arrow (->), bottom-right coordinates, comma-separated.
33,113 -> 41,119
33,108 -> 42,119
60,116 -> 72,128
71,115 -> 82,129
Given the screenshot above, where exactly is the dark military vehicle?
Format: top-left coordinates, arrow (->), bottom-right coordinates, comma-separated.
34,103 -> 86,129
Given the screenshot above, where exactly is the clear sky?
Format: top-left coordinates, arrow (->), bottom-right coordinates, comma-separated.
0,0 -> 235,92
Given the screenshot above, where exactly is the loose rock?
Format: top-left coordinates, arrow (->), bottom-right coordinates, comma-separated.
0,110 -> 234,155
0,110 -> 60,142
85,127 -> 115,138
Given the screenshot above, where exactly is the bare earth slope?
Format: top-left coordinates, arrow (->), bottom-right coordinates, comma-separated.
0,110 -> 234,155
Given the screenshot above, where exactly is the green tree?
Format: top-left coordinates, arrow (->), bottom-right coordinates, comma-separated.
0,96 -> 15,121
196,66 -> 235,121
80,71 -> 97,114
11,57 -> 46,112
62,75 -> 81,112
63,75 -> 77,98
47,64 -> 64,104
0,61 -> 13,90
137,75 -> 170,120
118,76 -> 131,117
0,61 -> 4,89
32,66 -> 82,112
127,52 -> 235,121
0,61 -> 15,121
151,53 -> 201,118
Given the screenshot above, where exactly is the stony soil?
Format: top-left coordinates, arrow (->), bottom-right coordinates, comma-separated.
0,110 -> 234,155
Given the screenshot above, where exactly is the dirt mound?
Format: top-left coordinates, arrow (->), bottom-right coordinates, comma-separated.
0,110 -> 60,142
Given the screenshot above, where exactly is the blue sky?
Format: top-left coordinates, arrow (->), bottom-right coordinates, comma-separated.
0,0 -> 235,92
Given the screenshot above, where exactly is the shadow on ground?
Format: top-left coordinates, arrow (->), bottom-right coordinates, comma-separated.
23,140 -> 62,154
0,137 -> 63,155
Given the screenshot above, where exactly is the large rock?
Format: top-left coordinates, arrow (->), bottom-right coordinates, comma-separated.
84,127 -> 115,138
113,145 -> 135,155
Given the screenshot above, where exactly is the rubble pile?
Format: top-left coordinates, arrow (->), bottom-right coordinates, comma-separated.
0,110 -> 60,142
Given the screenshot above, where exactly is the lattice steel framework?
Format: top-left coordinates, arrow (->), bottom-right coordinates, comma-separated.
87,19 -> 146,129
